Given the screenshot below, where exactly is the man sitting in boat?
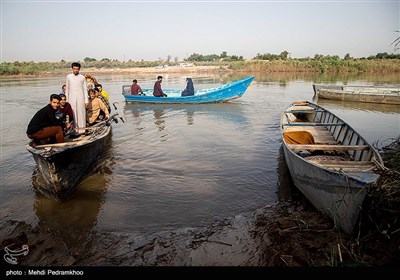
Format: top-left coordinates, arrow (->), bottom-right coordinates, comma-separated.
181,77 -> 194,96
87,89 -> 110,125
131,79 -> 144,95
94,87 -> 111,113
26,94 -> 67,145
153,76 -> 167,97
58,94 -> 74,130
95,84 -> 109,101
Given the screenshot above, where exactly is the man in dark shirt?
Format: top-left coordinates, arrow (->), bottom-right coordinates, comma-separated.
27,94 -> 65,145
153,76 -> 167,97
131,79 -> 143,95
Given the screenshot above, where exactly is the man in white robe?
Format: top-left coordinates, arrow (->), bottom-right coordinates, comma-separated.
65,62 -> 88,131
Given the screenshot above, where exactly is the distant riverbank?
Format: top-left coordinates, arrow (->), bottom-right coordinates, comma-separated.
0,65 -> 231,79
1,59 -> 399,78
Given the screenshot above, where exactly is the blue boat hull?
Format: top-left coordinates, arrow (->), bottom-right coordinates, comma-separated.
122,76 -> 254,104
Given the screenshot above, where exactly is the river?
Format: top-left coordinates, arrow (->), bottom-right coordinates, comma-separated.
1,72 -> 399,244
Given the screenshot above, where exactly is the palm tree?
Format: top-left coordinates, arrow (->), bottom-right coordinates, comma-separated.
390,31 -> 400,51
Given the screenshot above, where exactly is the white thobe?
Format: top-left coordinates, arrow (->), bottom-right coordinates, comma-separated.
65,74 -> 88,129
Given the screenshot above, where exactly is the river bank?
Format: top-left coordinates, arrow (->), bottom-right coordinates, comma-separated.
0,66 -> 232,79
2,58 -> 400,78
1,138 -> 399,267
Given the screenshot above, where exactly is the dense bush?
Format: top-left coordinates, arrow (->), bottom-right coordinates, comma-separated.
1,52 -> 399,76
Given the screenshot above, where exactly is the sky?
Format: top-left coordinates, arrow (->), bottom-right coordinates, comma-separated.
1,0 -> 399,62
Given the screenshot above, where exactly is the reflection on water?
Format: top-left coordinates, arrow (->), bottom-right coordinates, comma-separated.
31,147 -> 114,252
124,102 -> 249,128
186,110 -> 194,125
314,98 -> 400,148
153,108 -> 166,132
276,145 -> 297,201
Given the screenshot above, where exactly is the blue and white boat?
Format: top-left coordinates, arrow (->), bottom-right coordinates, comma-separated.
122,76 -> 254,104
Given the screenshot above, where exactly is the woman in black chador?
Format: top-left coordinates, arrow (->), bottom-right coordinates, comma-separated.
181,78 -> 194,96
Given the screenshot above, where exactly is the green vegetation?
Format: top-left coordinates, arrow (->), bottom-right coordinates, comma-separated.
186,51 -> 244,62
1,51 -> 399,76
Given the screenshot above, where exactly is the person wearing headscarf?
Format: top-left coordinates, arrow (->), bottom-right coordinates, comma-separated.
181,78 -> 194,96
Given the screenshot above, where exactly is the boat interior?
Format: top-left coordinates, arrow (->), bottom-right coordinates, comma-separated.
282,102 -> 379,172
29,122 -> 108,150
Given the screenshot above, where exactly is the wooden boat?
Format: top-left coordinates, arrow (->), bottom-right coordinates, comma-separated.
122,76 -> 254,104
26,115 -> 119,200
313,84 -> 400,105
280,101 -> 384,234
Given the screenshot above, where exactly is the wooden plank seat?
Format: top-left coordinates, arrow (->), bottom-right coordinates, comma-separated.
314,138 -> 338,144
306,159 -> 376,171
284,126 -> 333,132
34,138 -> 87,149
288,144 -> 369,151
285,109 -> 325,113
284,126 -> 337,144
283,123 -> 345,127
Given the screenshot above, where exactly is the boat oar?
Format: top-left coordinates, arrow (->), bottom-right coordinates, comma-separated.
112,102 -> 125,123
113,102 -> 118,111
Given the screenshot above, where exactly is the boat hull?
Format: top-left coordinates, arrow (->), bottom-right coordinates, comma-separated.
313,84 -> 400,105
281,101 -> 383,233
282,145 -> 371,233
317,89 -> 400,105
27,126 -> 111,200
123,76 -> 254,104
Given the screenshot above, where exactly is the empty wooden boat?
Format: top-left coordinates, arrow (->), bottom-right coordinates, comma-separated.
280,101 -> 384,233
313,84 -> 400,105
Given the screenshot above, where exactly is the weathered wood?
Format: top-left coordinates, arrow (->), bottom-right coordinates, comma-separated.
34,139 -> 88,149
314,138 -> 338,144
309,160 -> 377,171
307,160 -> 374,166
317,88 -> 400,105
288,144 -> 369,151
284,126 -> 331,132
285,110 -> 324,113
283,123 -> 344,127
281,100 -> 384,234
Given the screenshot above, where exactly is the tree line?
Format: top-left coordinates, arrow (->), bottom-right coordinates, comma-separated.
0,51 -> 399,75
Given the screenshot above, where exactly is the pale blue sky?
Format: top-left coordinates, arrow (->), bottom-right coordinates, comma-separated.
1,0 -> 399,62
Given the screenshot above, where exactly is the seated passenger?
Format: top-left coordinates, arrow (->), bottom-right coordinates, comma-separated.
181,78 -> 194,96
131,79 -> 144,95
59,84 -> 66,95
87,89 -> 110,125
27,94 -> 65,145
94,87 -> 111,113
95,84 -> 109,101
58,94 -> 74,128
153,76 -> 167,97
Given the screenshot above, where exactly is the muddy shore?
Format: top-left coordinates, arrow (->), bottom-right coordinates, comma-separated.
0,202 -> 352,266
1,141 -> 399,267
